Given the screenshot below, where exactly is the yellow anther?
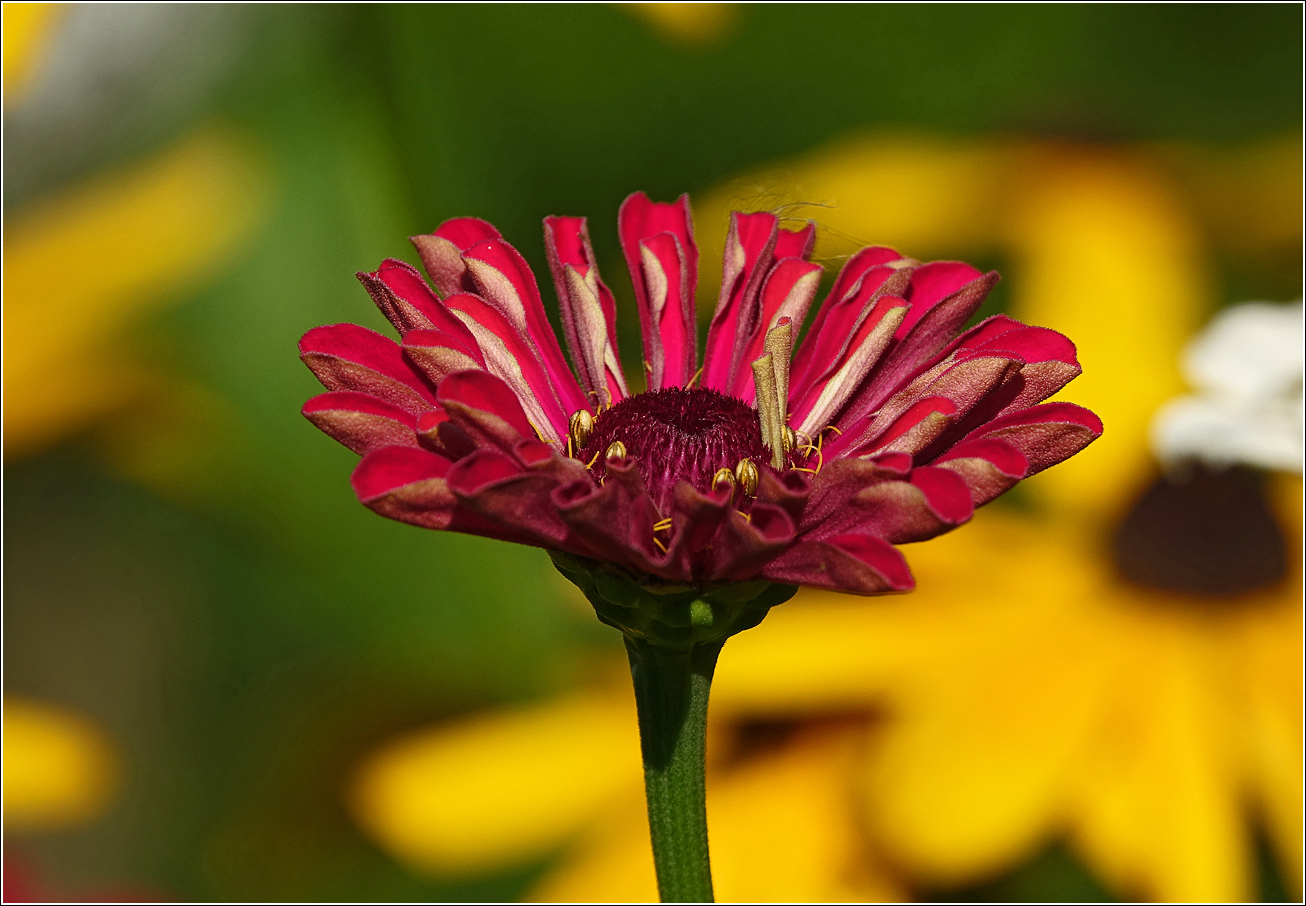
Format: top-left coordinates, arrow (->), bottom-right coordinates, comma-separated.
734,458 -> 759,496
712,467 -> 736,492
653,518 -> 674,532
586,449 -> 604,469
783,425 -> 797,453
605,440 -> 627,461
687,366 -> 705,388
652,537 -> 668,554
569,409 -> 594,454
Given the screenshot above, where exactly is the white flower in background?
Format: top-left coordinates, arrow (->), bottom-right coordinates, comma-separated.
1152,300 -> 1304,472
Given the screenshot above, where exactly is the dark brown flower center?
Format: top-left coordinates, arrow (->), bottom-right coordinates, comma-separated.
1112,465 -> 1287,598
578,387 -> 773,512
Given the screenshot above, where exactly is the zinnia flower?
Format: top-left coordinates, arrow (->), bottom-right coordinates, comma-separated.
299,192 -> 1100,602
301,191 -> 1101,901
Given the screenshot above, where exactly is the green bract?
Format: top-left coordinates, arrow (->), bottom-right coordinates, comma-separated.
550,551 -> 798,650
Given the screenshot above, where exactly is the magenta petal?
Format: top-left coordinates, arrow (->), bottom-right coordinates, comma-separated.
445,451 -> 581,549
970,402 -> 1104,474
707,503 -> 796,581
410,217 -> 503,296
659,480 -> 734,579
773,221 -> 816,260
303,391 -> 419,455
442,292 -> 571,439
762,533 -> 914,594
445,448 -> 523,494
799,455 -> 912,532
836,354 -> 1023,459
907,465 -> 975,527
826,245 -> 905,304
733,257 -> 825,400
790,266 -> 913,403
637,231 -> 696,390
849,270 -> 1000,419
933,437 -> 1030,505
702,211 -> 779,391
460,238 -> 588,416
619,193 -> 698,389
803,466 -> 971,546
359,258 -> 472,340
415,406 -> 477,460
543,215 -> 628,405
896,261 -> 985,338
300,324 -> 437,415
436,369 -> 535,446
755,469 -> 811,526
402,327 -> 487,386
350,445 -> 461,530
554,457 -> 664,573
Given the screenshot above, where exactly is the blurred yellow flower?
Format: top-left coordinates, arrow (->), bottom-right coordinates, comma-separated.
713,146 -> 1302,901
346,136 -> 1301,902
349,682 -> 904,901
3,696 -> 120,831
621,3 -> 740,46
2,127 -> 268,459
2,2 -> 66,104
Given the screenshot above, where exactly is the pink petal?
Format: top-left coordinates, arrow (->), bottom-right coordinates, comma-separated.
707,504 -> 797,581
302,391 -> 419,455
543,215 -> 628,405
702,211 -> 778,391
969,402 -> 1104,475
350,445 -> 457,529
402,327 -> 487,386
790,265 -> 913,398
896,261 -> 986,339
792,294 -> 909,435
410,217 -> 503,297
299,324 -> 437,415
638,232 -> 697,390
834,354 -> 1022,459
847,270 -> 999,420
415,405 -> 477,460
460,238 -> 587,416
761,533 -> 914,594
554,457 -> 663,573
773,221 -> 816,260
436,369 -> 536,446
445,450 -> 585,549
801,467 -> 972,545
619,192 -> 698,389
732,257 -> 824,401
443,292 -> 571,440
358,259 -> 478,341
445,448 -> 523,494
933,437 -> 1030,505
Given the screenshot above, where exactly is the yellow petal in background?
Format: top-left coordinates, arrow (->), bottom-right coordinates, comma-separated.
1065,606 -> 1250,902
2,2 -> 66,105
621,3 -> 740,46
3,696 -> 120,831
348,689 -> 642,876
693,134 -> 1016,307
1005,151 -> 1205,522
531,729 -> 904,903
1235,474 -> 1304,897
2,127 -> 269,459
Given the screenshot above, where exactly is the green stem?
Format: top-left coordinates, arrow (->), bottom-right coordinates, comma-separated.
625,636 -> 722,903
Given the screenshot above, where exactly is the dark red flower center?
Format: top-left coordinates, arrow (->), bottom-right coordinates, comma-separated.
578,387 -> 773,511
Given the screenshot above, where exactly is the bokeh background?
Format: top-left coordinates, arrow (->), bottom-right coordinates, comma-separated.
3,4 -> 1302,902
